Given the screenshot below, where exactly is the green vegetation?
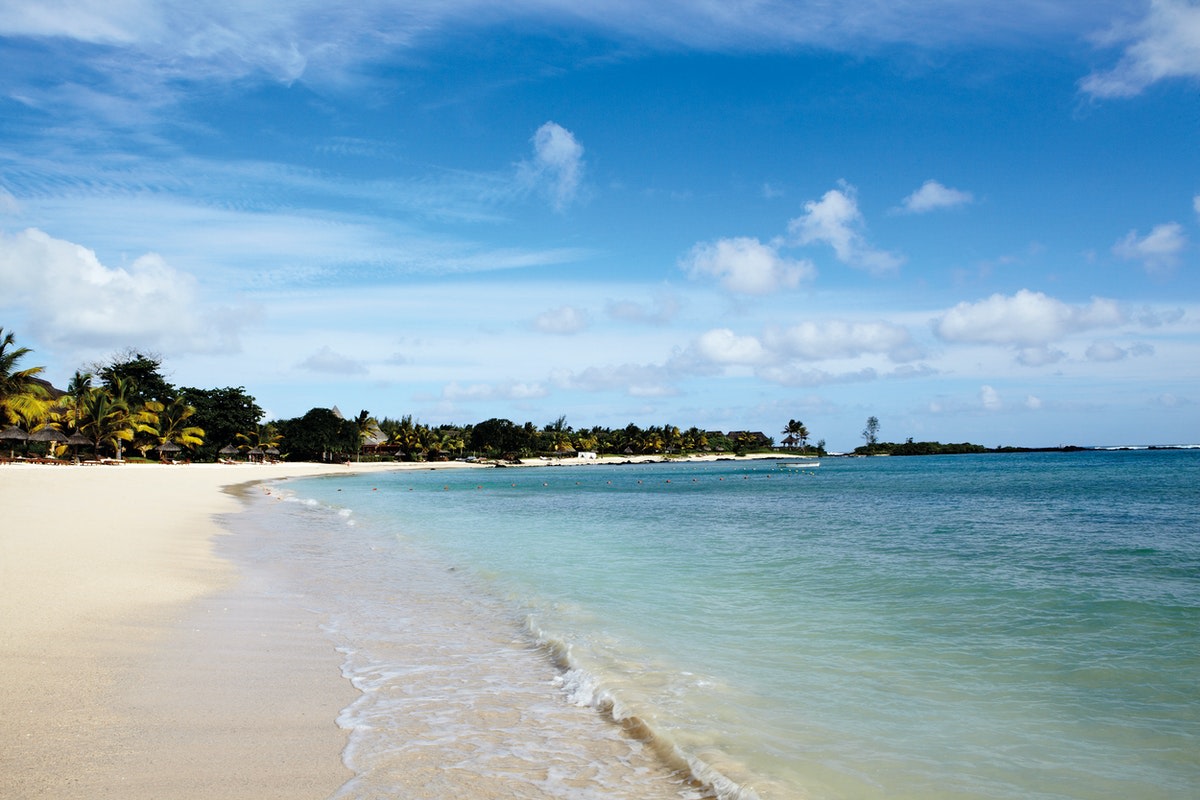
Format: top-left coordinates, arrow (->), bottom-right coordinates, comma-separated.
1,340 -> 211,461
0,328 -> 50,427
852,438 -> 988,456
1,330 -> 1001,463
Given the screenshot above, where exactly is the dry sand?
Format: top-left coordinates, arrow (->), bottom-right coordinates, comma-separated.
0,461 -> 402,800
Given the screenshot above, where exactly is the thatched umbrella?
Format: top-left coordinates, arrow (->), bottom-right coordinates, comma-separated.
155,441 -> 182,461
247,446 -> 264,463
29,427 -> 67,458
264,447 -> 280,462
1,425 -> 28,458
218,444 -> 239,461
66,432 -> 91,460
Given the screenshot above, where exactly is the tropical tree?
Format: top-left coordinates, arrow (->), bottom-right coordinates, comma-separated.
139,397 -> 206,458
352,409 -> 376,460
236,423 -> 282,448
93,350 -> 174,407
862,416 -> 880,453
74,385 -> 134,459
179,385 -> 263,462
274,407 -> 357,461
681,427 -> 708,452
782,419 -> 811,450
439,431 -> 466,458
0,328 -> 49,426
545,416 -> 573,453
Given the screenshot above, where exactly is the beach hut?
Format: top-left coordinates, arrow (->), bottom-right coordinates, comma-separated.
1,425 -> 28,459
28,427 -> 67,459
65,432 -> 91,461
218,444 -> 239,462
247,446 -> 264,463
264,447 -> 280,463
155,441 -> 182,462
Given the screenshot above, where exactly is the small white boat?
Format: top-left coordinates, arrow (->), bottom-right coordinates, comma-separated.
776,459 -> 820,469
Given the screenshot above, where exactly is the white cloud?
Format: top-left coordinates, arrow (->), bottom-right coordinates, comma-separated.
534,305 -> 589,334
0,227 -> 240,354
1025,394 -> 1043,410
694,328 -> 766,364
1082,0 -> 1200,98
762,320 -> 919,362
980,384 -> 1002,411
442,380 -> 548,400
934,289 -> 1126,347
1113,222 -> 1187,274
682,236 -> 815,294
679,318 -> 922,393
788,183 -> 903,274
1194,194 -> 1200,218
522,121 -> 585,211
899,179 -> 973,213
298,345 -> 368,375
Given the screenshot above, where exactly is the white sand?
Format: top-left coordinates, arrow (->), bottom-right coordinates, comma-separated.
0,461 -> 400,799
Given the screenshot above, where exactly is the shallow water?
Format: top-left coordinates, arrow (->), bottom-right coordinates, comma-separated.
229,450 -> 1200,799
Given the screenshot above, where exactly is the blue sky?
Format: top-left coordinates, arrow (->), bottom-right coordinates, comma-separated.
1,1 -> 1198,450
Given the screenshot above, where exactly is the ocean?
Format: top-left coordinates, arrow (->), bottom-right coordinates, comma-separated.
223,450 -> 1199,800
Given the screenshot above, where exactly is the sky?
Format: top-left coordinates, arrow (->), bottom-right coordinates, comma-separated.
1,1 -> 1198,451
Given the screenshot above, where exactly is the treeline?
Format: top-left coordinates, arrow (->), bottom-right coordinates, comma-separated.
273,413 -> 783,463
1,334 -> 794,462
853,439 -> 988,456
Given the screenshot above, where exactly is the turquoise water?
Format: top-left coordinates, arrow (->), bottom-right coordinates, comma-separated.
244,450 -> 1199,799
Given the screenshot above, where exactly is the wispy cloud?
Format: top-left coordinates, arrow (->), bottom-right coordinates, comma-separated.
0,1 -> 1139,119
605,292 -> 680,326
898,179 -> 974,214
1081,0 -> 1200,98
533,305 -> 589,335
1113,222 -> 1187,275
788,183 -> 904,274
519,121 -> 585,211
298,345 -> 369,375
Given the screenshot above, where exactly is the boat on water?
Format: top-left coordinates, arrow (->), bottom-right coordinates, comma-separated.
776,459 -> 820,469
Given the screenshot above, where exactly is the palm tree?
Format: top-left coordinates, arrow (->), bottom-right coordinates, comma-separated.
782,419 -> 811,450
236,424 -> 283,452
439,432 -> 465,458
682,427 -> 708,452
75,385 -> 134,459
141,397 -> 206,457
0,328 -> 49,426
352,409 -> 375,461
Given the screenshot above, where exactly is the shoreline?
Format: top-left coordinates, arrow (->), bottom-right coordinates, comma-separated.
0,454 -> 780,798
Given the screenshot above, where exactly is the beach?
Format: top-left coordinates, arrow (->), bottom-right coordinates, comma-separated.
3,451 -> 1195,800
0,461 -> 407,799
